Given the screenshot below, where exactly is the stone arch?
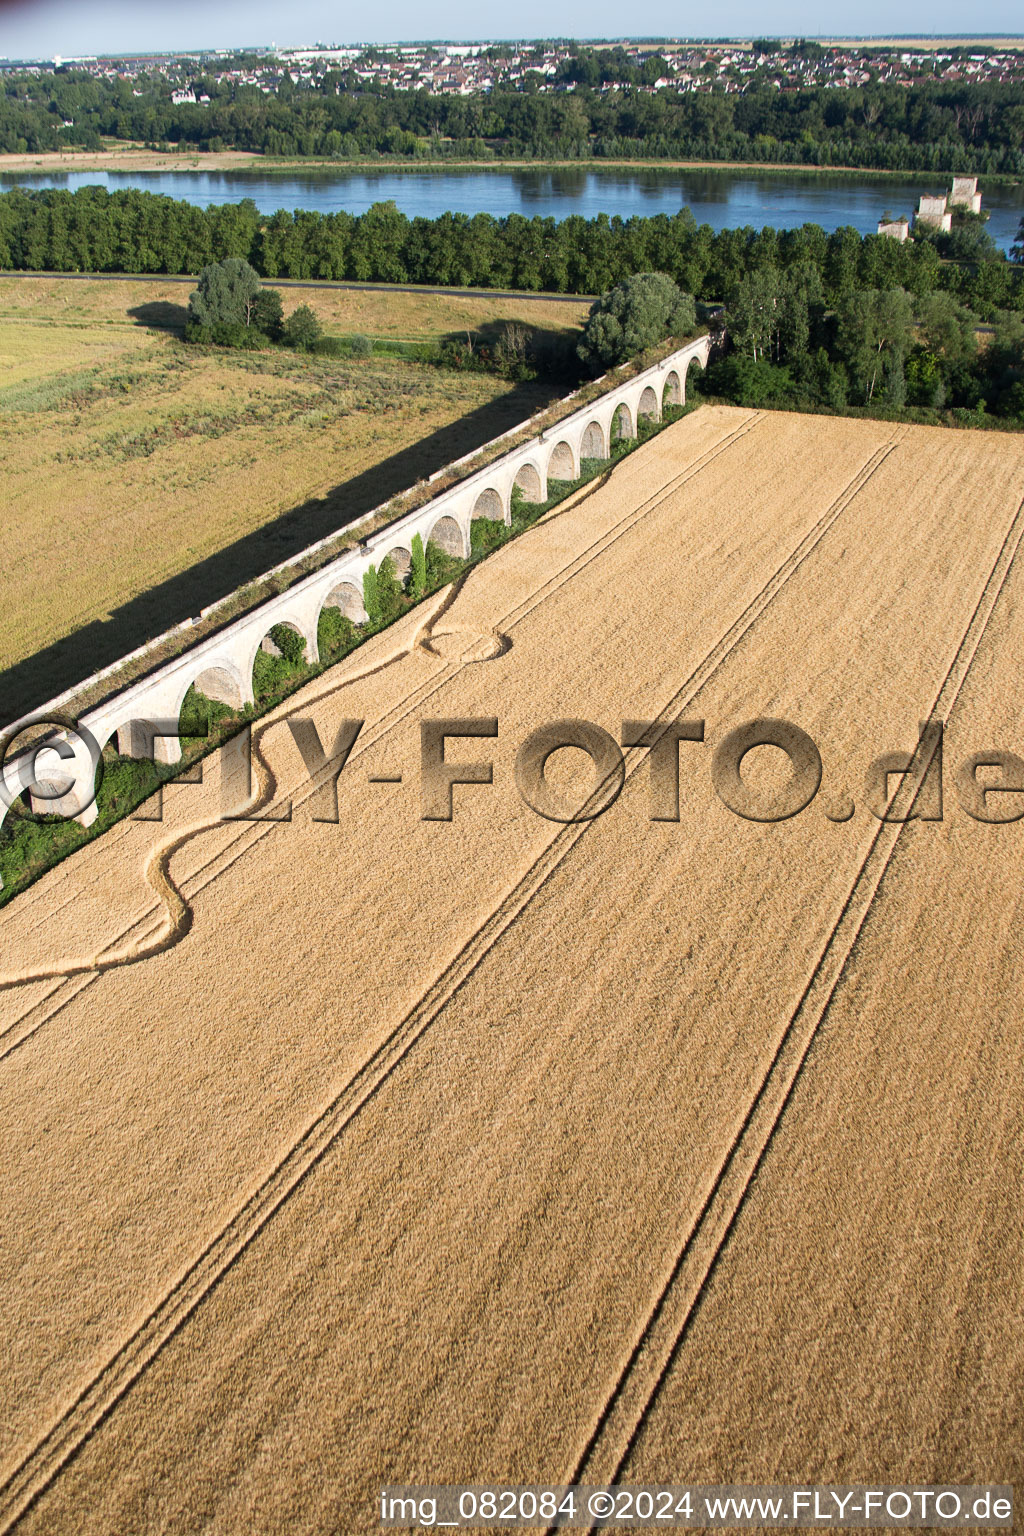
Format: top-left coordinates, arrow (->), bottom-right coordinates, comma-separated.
173,659 -> 248,752
24,729 -> 99,825
581,420 -> 607,459
472,487 -> 504,522
165,667 -> 240,790
638,385 -> 660,422
683,351 -> 705,401
323,580 -> 366,623
250,619 -> 310,705
379,546 -> 412,579
611,402 -> 634,442
513,461 -> 544,502
662,370 -> 682,408
29,738 -> 80,801
427,514 -> 467,558
115,716 -> 180,764
190,661 -> 248,712
547,439 -> 576,482
258,618 -> 306,659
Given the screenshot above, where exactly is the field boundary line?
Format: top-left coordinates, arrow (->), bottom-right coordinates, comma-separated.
556,479 -> 1024,1516
0,427 -> 902,1534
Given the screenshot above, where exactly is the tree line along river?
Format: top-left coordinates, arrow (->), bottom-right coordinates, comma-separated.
2,166 -> 1022,252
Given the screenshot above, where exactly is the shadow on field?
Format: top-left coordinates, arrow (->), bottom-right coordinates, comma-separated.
128,299 -> 189,334
440,321 -> 580,382
0,378 -> 557,727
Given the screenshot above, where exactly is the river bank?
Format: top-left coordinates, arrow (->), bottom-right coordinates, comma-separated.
1,146 -> 1021,186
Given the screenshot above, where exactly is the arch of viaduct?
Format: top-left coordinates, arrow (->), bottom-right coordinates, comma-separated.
0,334 -> 712,845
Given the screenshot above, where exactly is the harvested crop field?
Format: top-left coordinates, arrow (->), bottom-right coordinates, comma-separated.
0,276 -> 578,690
0,407 -> 1021,1533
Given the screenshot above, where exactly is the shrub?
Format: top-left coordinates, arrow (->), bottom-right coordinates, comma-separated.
94,753 -> 162,818
178,684 -> 239,738
374,555 -> 403,622
493,321 -> 530,379
425,543 -> 466,588
409,531 -> 427,599
250,625 -> 308,705
318,605 -> 358,657
906,349 -> 944,408
283,303 -> 324,351
362,556 -> 403,625
438,338 -> 478,370
470,516 -> 512,557
1001,380 -> 1024,420
253,286 -> 284,341
349,333 -> 373,357
268,623 -> 307,664
183,319 -> 269,350
362,563 -> 379,622
704,354 -> 798,407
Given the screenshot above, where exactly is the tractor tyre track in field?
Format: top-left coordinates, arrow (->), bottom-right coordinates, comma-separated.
554,482 -> 1024,1523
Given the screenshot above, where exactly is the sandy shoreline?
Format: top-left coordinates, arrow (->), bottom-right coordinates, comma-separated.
3,146 -> 1017,181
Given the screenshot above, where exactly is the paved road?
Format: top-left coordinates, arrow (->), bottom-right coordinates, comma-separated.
0,269 -> 595,303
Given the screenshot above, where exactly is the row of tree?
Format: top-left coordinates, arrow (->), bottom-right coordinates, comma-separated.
712,269 -> 1024,422
2,187 -> 1022,320
177,243 -> 1024,425
3,69 -> 1024,171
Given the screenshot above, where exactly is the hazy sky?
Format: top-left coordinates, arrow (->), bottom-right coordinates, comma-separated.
1,0 -> 1021,59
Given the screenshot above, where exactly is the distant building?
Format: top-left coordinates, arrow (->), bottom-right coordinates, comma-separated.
913,176 -> 983,233
914,193 -> 952,233
949,175 -> 983,213
877,216 -> 910,242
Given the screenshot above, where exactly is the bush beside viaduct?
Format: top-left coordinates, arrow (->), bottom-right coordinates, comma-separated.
0,333 -> 713,848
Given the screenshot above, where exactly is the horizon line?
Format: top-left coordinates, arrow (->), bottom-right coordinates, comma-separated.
5,32 -> 1024,66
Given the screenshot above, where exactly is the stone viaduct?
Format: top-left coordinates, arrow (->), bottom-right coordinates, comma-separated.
0,333 -> 712,849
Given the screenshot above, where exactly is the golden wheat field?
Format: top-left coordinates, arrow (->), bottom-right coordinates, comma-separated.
0,407 -> 1022,1533
0,277 -> 583,681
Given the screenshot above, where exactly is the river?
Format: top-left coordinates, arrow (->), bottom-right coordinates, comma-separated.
2,165 -> 1022,252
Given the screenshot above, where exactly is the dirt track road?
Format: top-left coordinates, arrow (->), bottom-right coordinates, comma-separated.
0,408 -> 1021,1533
0,269 -> 594,302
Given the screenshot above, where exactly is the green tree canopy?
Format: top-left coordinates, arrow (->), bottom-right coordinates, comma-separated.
727,268 -> 785,362
187,256 -> 262,327
915,290 -> 977,365
282,302 -> 323,350
578,272 -> 696,372
1010,214 -> 1024,266
253,285 -> 284,339
836,287 -> 916,402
